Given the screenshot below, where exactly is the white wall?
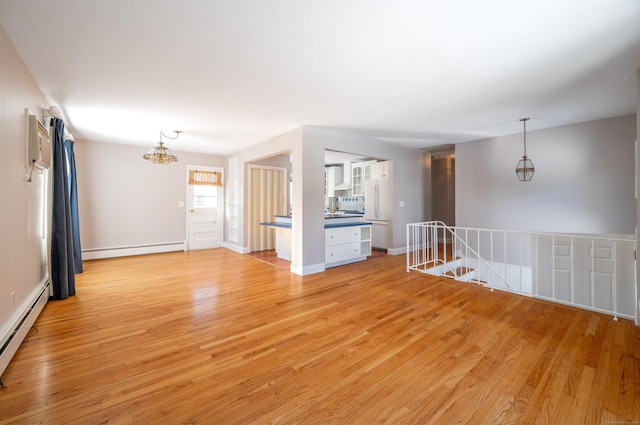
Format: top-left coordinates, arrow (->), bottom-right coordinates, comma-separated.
75,139 -> 224,250
456,114 -> 636,234
303,126 -> 425,252
224,127 -> 303,266
0,26 -> 48,341
225,125 -> 425,274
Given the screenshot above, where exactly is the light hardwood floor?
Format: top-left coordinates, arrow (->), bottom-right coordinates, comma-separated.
0,249 -> 638,424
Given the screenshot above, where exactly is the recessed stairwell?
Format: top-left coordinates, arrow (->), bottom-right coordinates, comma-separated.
407,221 -> 638,323
422,249 -> 488,286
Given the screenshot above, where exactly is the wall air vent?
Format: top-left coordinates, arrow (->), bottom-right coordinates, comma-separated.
28,114 -> 51,170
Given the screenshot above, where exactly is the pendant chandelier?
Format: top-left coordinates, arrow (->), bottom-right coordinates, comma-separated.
515,118 -> 534,181
143,130 -> 181,164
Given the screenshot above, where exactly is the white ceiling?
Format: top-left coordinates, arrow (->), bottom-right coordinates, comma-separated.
1,0 -> 638,155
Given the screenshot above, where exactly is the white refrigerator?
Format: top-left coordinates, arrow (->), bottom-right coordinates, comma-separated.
364,179 -> 390,248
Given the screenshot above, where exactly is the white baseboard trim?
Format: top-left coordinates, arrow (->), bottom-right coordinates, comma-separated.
387,246 -> 406,255
82,242 -> 186,260
291,262 -> 325,276
222,242 -> 250,254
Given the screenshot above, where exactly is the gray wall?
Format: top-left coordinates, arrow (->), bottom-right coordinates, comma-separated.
75,139 -> 224,249
0,26 -> 48,340
423,152 -> 432,222
636,70 -> 639,325
456,114 -> 636,234
431,156 -> 455,226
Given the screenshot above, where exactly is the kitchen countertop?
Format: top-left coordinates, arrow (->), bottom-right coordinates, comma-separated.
263,214 -> 370,229
260,222 -> 293,228
324,214 -> 364,219
274,213 -> 364,219
324,221 -> 371,228
261,221 -> 372,229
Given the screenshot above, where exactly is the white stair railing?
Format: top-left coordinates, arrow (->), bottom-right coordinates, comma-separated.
409,221 -> 516,291
407,221 -> 637,322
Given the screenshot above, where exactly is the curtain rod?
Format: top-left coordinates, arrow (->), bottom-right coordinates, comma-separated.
44,107 -> 74,141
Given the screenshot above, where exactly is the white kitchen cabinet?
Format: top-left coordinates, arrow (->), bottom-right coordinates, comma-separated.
325,225 -> 372,268
351,163 -> 364,196
370,160 -> 390,180
324,166 -> 343,197
362,160 -> 377,182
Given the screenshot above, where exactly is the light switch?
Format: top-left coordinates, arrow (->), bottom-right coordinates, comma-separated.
399,201 -> 405,207
178,201 -> 185,207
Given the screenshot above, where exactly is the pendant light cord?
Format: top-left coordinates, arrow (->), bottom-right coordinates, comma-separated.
520,117 -> 529,158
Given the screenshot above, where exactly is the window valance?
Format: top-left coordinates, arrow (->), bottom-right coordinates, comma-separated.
189,169 -> 222,186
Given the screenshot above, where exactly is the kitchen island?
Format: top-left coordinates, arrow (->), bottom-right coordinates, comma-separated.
260,214 -> 372,268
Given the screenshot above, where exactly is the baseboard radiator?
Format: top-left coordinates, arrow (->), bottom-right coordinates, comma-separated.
0,280 -> 49,377
82,241 -> 186,260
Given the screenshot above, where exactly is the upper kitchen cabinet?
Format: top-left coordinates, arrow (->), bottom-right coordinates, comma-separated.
325,166 -> 343,197
370,160 -> 390,180
362,160 -> 376,182
351,163 -> 364,196
353,160 -> 389,194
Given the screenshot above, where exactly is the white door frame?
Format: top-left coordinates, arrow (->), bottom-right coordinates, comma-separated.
185,165 -> 224,251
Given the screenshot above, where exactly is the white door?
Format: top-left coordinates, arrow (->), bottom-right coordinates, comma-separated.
187,166 -> 223,250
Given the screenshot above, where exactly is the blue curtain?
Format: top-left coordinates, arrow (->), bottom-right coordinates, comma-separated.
65,139 -> 83,274
50,118 -> 79,299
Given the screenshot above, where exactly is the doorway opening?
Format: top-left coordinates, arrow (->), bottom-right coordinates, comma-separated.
248,164 -> 288,253
427,145 -> 455,227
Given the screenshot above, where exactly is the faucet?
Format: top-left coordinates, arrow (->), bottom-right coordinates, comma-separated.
328,197 -> 337,213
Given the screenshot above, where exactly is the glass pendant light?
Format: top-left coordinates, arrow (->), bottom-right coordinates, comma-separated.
143,130 -> 181,164
515,118 -> 534,181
